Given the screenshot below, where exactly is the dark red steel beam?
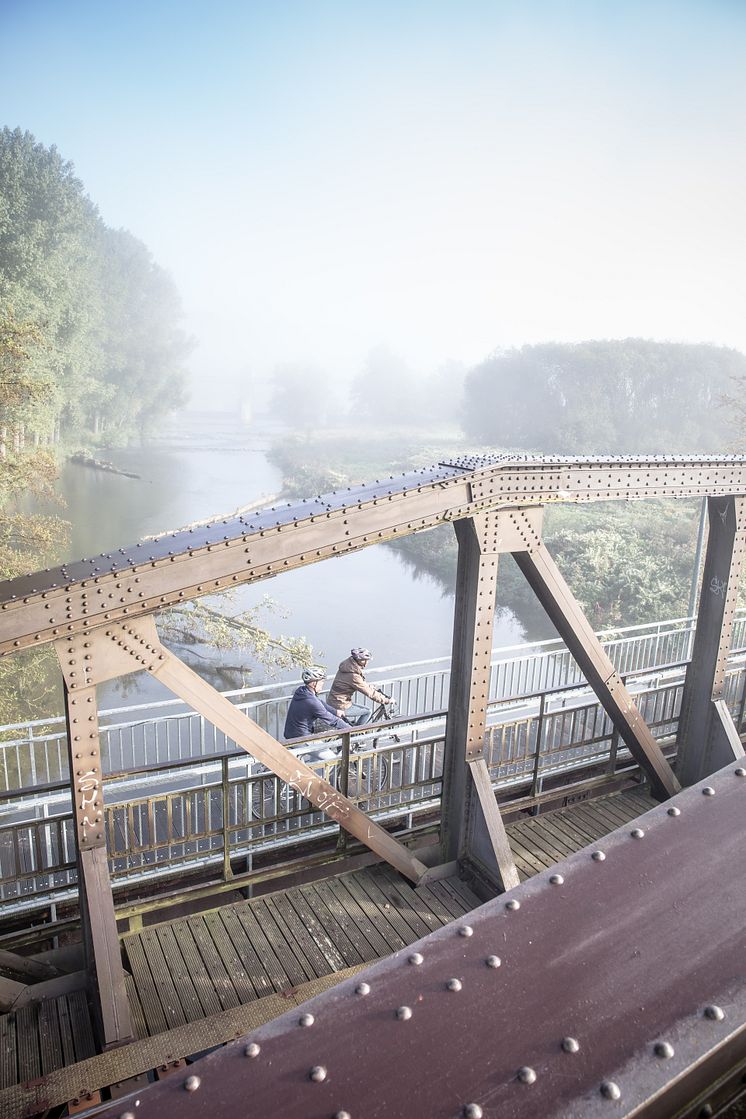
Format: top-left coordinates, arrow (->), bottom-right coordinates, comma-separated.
88,762 -> 746,1119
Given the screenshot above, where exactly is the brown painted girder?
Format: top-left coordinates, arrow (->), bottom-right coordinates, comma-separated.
86,763 -> 746,1119
1,455 -> 745,654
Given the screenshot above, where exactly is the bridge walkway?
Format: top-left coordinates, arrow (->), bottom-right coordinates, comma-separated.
0,786 -> 655,1112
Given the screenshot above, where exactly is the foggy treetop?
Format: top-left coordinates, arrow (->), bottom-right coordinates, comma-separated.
0,126 -> 191,447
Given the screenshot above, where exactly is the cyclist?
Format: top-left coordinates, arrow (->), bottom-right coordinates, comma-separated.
327,647 -> 394,726
283,667 -> 349,741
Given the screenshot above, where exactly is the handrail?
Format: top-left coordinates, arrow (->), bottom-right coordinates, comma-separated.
3,608 -> 740,738
1,656 -> 744,931
0,652 -> 736,807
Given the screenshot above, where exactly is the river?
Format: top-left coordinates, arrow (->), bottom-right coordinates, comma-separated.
50,412 -> 525,707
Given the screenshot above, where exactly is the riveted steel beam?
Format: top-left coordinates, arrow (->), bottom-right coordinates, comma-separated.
73,618 -> 428,885
440,511 -> 523,887
676,496 -> 746,785
82,761 -> 746,1119
512,541 -> 680,800
56,640 -> 133,1050
1,456 -> 745,655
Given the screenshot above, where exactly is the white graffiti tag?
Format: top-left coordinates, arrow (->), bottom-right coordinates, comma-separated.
288,770 -> 351,819
77,769 -> 100,841
710,576 -> 727,599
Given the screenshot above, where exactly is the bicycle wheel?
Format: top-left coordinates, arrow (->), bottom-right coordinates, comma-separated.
344,753 -> 388,798
250,767 -> 301,820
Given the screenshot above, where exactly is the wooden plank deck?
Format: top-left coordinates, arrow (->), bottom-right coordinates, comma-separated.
0,990 -> 95,1090
505,787 -> 656,880
122,865 -> 482,1038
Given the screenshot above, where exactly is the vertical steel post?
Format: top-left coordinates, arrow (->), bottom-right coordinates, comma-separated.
440,512 -> 519,890
57,655 -> 133,1049
676,496 -> 746,785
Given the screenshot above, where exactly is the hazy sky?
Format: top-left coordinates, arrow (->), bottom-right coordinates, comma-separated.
2,0 -> 745,403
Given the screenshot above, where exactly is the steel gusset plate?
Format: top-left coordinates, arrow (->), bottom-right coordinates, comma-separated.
86,763 -> 746,1119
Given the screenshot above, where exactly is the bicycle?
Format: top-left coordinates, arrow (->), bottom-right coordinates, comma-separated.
250,700 -> 398,819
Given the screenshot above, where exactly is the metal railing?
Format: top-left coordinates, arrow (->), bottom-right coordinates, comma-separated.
2,650 -> 745,920
2,611 -> 744,792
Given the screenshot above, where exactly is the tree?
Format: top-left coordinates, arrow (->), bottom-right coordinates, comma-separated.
159,594 -> 314,687
350,346 -> 420,424
92,227 -> 190,440
0,310 -> 69,726
463,340 -> 745,453
0,128 -> 190,447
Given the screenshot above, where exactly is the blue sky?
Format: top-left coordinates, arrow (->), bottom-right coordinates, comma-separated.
2,0 -> 745,401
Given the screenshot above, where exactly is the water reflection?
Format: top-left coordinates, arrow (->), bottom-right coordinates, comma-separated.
34,415 -> 525,708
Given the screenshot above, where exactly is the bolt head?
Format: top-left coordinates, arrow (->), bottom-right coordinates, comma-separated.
702,786 -> 715,796
244,1042 -> 260,1057
299,1013 -> 314,1027
505,899 -> 520,911
458,924 -> 473,937
309,1065 -> 327,1082
447,978 -> 462,992
549,873 -> 564,885
667,806 -> 681,816
600,1080 -> 621,1100
561,1036 -> 580,1053
591,850 -> 606,861
184,1075 -> 201,1092
408,952 -> 424,965
630,828 -> 645,839
735,767 -> 745,777
463,1106 -> 483,1119
396,1005 -> 413,1020
355,982 -> 370,996
485,955 -> 501,968
517,1066 -> 536,1084
704,1004 -> 725,1021
654,1041 -> 674,1059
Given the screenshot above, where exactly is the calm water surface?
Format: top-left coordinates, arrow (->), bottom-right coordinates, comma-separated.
52,414 -> 525,708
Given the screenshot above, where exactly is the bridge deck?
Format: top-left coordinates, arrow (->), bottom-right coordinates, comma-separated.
0,787 -> 654,1112
123,865 -> 481,1040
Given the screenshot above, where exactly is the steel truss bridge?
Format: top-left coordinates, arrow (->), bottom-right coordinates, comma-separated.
0,453 -> 744,1118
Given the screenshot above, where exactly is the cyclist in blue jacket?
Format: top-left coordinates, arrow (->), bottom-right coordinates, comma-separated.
283,667 -> 349,741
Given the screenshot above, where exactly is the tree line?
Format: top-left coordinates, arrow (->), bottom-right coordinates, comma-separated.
463,339 -> 743,453
0,128 -> 190,723
0,127 -> 190,452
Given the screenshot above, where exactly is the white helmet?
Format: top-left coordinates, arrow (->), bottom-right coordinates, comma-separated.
351,647 -> 371,662
302,666 -> 326,684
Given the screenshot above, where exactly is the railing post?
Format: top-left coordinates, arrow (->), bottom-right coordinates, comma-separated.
529,693 -> 547,811
737,670 -> 746,735
336,731 -> 351,853
222,755 -> 232,883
